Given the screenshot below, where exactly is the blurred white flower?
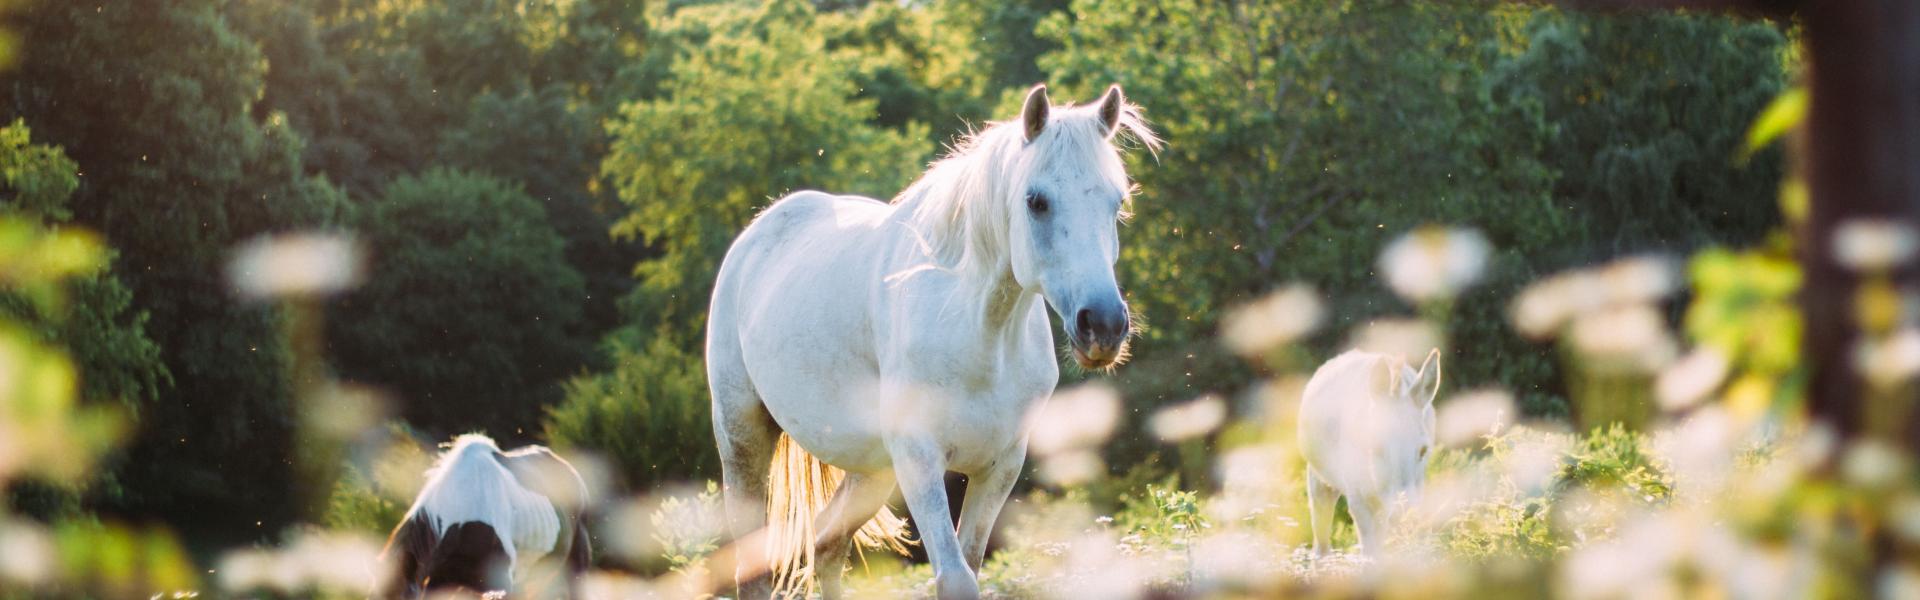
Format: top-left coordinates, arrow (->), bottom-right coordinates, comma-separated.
285,532 -> 384,592
308,383 -> 388,438
1378,225 -> 1491,304
1562,510 -> 1696,599
1503,431 -> 1570,494
1211,443 -> 1295,524
1597,256 -> 1678,307
602,497 -> 659,563
1853,327 -> 1920,386
1843,440 -> 1908,489
1656,347 -> 1730,412
216,548 -> 278,593
1435,389 -> 1513,447
1347,318 -> 1443,360
1511,273 -> 1587,340
1038,450 -> 1105,487
1189,531 -> 1288,591
228,233 -> 363,300
1567,304 -> 1677,372
0,520 -> 53,586
1652,407 -> 1739,500
217,531 -> 383,594
583,570 -> 695,600
1220,284 -> 1324,357
1880,566 -> 1920,600
1891,496 -> 1920,544
1149,395 -> 1227,442
1512,257 -> 1675,341
1029,383 -> 1121,456
1407,472 -> 1481,528
1834,219 -> 1919,272
1054,531 -> 1157,600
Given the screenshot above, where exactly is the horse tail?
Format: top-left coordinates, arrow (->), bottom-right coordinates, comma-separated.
764,432 -> 914,596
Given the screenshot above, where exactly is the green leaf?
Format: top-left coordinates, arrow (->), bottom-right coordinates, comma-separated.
1743,86 -> 1807,158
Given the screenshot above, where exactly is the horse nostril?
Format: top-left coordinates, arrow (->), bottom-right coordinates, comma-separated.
1075,308 -> 1093,338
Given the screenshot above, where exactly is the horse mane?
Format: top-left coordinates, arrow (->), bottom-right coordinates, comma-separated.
891,96 -> 1160,301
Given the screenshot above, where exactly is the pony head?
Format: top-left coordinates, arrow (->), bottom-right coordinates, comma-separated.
1005,84 -> 1158,369
1387,349 -> 1443,495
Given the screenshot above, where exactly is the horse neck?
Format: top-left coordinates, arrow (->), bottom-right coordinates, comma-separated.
977,263 -> 1038,344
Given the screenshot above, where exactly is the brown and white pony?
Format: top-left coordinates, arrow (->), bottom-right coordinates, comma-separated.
376,434 -> 591,599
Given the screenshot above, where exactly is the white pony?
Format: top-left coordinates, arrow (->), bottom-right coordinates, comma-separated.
707,84 -> 1158,599
1298,349 -> 1441,557
377,434 -> 591,599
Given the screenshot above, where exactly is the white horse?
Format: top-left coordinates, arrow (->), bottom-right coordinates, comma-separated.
1298,349 -> 1441,557
706,84 -> 1158,599
377,434 -> 591,599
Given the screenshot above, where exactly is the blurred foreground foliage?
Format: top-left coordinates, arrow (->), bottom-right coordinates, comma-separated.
0,121 -> 194,597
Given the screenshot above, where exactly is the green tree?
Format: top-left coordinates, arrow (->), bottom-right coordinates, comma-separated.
231,0 -> 647,347
0,120 -> 168,519
1487,10 -> 1788,255
600,0 -> 928,349
329,169 -> 591,436
0,121 -> 166,414
1041,1 -> 1561,435
3,0 -> 347,535
1038,1 -> 1787,461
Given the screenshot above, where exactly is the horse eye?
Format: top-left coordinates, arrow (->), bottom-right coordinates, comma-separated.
1418,446 -> 1429,459
1027,193 -> 1049,214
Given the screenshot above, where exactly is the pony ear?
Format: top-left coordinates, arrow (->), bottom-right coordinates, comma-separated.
1097,84 -> 1124,137
1022,84 -> 1051,142
1414,349 -> 1442,407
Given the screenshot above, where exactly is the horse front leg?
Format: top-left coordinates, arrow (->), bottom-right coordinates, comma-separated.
888,436 -> 979,600
956,448 -> 1023,573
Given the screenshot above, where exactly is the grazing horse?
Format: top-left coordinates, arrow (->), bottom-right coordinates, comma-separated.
707,83 -> 1158,599
376,434 -> 592,599
1298,349 -> 1441,557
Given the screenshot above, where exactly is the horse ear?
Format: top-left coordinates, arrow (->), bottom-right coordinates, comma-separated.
1097,84 -> 1124,137
1022,84 -> 1051,142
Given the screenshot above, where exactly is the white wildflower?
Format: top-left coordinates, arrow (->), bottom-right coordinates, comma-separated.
1378,225 -> 1492,304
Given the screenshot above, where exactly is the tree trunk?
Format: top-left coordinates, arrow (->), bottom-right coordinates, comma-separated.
1800,0 -> 1920,448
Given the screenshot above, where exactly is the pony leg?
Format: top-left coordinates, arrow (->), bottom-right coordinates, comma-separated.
889,437 -> 979,600
1348,494 -> 1384,557
811,470 -> 900,600
955,453 -> 1022,572
1306,468 -> 1338,557
713,385 -> 780,599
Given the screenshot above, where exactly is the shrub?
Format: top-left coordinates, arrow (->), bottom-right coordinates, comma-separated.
542,337 -> 718,490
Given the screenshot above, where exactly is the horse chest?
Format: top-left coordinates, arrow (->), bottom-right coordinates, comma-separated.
919,367 -> 1055,472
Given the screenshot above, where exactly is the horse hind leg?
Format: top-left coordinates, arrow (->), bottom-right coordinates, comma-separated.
1306,468 -> 1339,557
811,470 -> 903,600
711,357 -> 779,600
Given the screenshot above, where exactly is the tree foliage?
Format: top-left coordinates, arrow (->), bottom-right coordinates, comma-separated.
600,0 -> 929,348
0,0 -> 1793,548
330,168 -> 590,436
1038,1 -> 1786,437
3,0 -> 346,534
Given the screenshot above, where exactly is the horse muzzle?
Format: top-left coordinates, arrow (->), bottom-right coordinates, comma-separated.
1070,302 -> 1131,369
